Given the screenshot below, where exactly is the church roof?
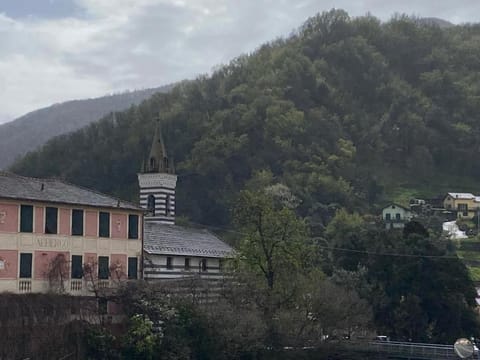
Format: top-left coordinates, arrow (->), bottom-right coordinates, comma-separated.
144,221 -> 234,258
0,171 -> 142,211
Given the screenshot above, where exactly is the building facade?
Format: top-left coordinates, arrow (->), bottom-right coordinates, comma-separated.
139,120 -> 233,281
0,172 -> 143,295
443,192 -> 480,219
382,203 -> 413,229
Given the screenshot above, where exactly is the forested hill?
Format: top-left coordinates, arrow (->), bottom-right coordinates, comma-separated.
0,85 -> 172,169
11,10 -> 480,232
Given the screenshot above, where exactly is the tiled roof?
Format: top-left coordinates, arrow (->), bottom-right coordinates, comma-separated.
447,192 -> 475,200
0,171 -> 142,211
144,221 -> 234,258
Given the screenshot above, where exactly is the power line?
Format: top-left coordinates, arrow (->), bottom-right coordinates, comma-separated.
316,244 -> 459,259
183,220 -> 461,260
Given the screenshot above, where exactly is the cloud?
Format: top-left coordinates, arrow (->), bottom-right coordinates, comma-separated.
1,0 -> 480,123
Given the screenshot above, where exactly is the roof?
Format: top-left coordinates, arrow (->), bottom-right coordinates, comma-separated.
382,203 -> 410,212
0,171 -> 142,211
144,221 -> 234,258
446,192 -> 476,200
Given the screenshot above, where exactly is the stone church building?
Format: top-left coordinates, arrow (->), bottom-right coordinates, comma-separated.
138,120 -> 233,281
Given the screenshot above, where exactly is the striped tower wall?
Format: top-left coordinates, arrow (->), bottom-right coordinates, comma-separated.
138,173 -> 177,224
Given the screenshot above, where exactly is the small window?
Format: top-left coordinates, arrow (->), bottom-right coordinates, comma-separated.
392,205 -> 396,209
45,207 -> 58,234
71,255 -> 83,279
385,213 -> 391,221
19,253 -> 32,278
99,212 -> 110,238
200,259 -> 207,272
184,258 -> 190,270
395,213 -> 401,220
147,195 -> 155,215
71,209 -> 84,236
128,214 -> 139,239
98,256 -> 109,279
128,257 -> 138,279
166,257 -> 173,270
165,195 -> 170,216
20,205 -> 33,233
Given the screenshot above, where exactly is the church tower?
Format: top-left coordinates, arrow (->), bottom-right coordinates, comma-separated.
138,118 -> 177,224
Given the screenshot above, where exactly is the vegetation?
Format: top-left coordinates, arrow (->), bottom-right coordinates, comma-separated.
11,10 -> 480,230
6,8 -> 480,353
0,86 -> 173,170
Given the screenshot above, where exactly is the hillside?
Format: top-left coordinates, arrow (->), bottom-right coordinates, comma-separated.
10,10 -> 480,232
0,86 -> 171,169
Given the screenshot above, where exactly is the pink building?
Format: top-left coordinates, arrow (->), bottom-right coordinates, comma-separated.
0,171 -> 143,295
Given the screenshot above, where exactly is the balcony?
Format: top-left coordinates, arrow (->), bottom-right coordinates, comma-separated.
18,280 -> 32,293
70,279 -> 83,292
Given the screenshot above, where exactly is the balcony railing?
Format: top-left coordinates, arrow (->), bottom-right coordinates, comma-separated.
70,279 -> 83,292
18,280 -> 32,293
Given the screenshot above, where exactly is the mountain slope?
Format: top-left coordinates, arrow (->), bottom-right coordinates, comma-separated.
10,10 -> 480,231
0,86 -> 171,169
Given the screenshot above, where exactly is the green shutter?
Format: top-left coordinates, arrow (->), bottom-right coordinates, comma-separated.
71,209 -> 84,236
98,256 -> 109,279
128,257 -> 138,279
19,253 -> 32,278
99,212 -> 110,238
128,215 -> 138,239
20,205 -> 33,233
71,255 -> 83,279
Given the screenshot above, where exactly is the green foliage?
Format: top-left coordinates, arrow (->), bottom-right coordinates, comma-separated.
11,10 -> 480,228
122,315 -> 158,360
234,188 -> 310,293
333,222 -> 480,343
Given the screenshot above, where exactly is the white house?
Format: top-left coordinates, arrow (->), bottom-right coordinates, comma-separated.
382,203 -> 413,229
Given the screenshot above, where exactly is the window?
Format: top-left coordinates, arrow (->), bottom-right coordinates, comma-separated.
184,258 -> 190,270
20,205 -> 33,233
147,195 -> 155,215
165,195 -> 170,216
458,203 -> 468,216
395,213 -> 401,221
71,255 -> 83,279
128,214 -> 139,239
99,212 -> 110,238
98,256 -> 109,279
45,207 -> 58,234
166,257 -> 173,270
19,253 -> 32,278
385,213 -> 391,221
71,209 -> 84,236
200,259 -> 207,272
128,257 -> 138,279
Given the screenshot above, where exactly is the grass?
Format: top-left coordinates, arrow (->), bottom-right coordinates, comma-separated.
468,266 -> 480,282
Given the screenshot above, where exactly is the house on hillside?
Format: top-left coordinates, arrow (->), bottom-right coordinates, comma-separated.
443,192 -> 480,219
0,172 -> 143,294
138,119 -> 234,281
382,203 -> 413,229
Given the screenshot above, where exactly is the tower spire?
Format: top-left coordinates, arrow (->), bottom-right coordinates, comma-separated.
144,116 -> 173,173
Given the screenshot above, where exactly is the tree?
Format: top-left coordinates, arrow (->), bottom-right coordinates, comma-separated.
234,186 -> 311,346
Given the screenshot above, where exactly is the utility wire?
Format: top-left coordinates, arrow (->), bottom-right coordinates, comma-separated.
182,219 -> 462,260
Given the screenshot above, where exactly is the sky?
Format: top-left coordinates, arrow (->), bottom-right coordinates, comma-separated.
1,0 -> 480,124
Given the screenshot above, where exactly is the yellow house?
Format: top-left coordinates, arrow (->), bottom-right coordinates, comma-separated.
443,193 -> 480,219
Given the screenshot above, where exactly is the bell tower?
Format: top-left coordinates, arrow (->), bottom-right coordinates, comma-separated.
138,117 -> 177,224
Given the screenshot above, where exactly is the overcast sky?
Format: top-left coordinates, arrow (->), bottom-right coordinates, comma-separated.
1,0 -> 480,124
